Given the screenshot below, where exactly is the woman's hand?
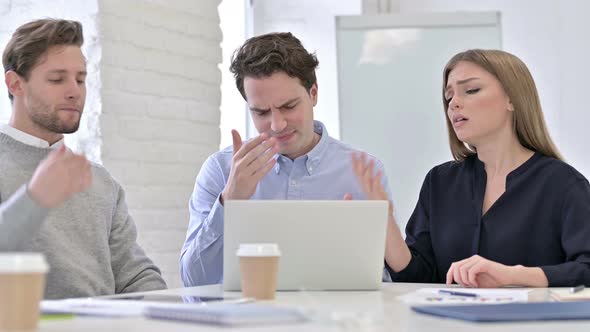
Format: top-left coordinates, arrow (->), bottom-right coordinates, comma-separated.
445,254 -> 551,288
350,152 -> 411,272
446,255 -> 516,288
351,152 -> 393,215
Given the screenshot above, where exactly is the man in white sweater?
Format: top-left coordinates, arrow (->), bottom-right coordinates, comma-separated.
0,18 -> 166,299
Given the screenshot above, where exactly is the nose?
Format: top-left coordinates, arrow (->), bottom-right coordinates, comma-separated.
270,110 -> 287,133
448,95 -> 462,110
65,78 -> 82,101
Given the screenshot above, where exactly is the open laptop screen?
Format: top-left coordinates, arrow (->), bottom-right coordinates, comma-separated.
223,200 -> 388,291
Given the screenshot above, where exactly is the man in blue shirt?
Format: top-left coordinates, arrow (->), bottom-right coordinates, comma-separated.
180,32 -> 393,286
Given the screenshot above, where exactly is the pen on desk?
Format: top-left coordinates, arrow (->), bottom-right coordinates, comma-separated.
439,290 -> 479,298
570,285 -> 585,294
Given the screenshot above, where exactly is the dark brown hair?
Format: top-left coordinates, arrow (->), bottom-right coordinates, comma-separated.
442,49 -> 562,161
3,18 -> 84,100
230,32 -> 319,100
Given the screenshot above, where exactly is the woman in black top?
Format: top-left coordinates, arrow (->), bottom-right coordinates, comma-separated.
353,49 -> 590,287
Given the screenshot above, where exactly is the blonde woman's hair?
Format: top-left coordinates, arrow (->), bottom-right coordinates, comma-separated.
442,49 -> 563,161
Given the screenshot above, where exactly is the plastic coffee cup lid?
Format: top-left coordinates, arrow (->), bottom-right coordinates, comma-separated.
236,243 -> 281,257
0,253 -> 49,273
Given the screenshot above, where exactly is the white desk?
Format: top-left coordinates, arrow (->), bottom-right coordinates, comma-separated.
40,283 -> 589,331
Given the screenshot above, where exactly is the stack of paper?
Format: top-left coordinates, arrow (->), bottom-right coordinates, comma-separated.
41,298 -> 146,317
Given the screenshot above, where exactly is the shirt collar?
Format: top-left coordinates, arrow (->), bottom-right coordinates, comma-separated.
0,124 -> 64,149
274,120 -> 330,175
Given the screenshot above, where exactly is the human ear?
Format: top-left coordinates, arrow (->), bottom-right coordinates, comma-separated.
310,83 -> 318,106
5,71 -> 24,98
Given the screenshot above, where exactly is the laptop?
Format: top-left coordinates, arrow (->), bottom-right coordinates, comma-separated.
223,200 -> 388,291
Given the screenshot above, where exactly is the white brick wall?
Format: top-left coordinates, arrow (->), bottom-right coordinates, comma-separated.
97,0 -> 222,288
0,0 -> 222,289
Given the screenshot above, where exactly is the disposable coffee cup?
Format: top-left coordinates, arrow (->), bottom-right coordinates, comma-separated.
236,243 -> 281,300
0,253 -> 49,331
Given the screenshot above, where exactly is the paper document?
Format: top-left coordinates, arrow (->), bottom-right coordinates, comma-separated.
399,288 -> 531,305
41,296 -> 260,317
41,298 -> 147,317
42,298 -> 308,326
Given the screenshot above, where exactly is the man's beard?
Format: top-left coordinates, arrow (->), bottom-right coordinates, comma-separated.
30,110 -> 80,134
26,94 -> 81,134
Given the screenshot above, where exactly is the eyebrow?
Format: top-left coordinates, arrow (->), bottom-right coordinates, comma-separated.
47,69 -> 87,75
277,97 -> 299,108
445,77 -> 480,94
249,106 -> 270,113
249,97 -> 300,113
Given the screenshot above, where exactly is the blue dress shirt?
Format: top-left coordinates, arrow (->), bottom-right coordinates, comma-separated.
180,121 -> 393,286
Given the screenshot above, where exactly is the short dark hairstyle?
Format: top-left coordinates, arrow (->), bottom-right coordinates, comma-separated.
229,32 -> 319,100
2,18 -> 84,100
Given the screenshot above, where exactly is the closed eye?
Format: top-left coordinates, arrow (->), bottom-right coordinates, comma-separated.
466,88 -> 480,95
253,110 -> 269,116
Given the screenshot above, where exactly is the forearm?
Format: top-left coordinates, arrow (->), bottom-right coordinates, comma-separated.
109,183 -> 166,293
180,195 -> 225,286
180,236 -> 223,286
384,213 -> 412,273
0,185 -> 48,251
510,266 -> 549,287
118,254 -> 167,293
539,261 -> 590,287
110,226 -> 167,293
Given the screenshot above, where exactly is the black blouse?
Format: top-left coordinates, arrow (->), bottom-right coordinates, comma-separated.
387,152 -> 590,286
